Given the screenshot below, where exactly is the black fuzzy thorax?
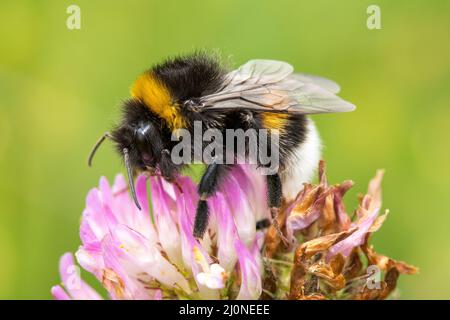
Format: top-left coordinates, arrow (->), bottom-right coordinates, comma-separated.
152,53 -> 225,103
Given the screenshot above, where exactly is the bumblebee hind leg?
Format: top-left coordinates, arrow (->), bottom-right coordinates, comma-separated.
267,173 -> 282,209
266,173 -> 289,245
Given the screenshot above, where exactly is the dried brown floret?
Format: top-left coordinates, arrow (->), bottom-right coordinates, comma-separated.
264,161 -> 417,300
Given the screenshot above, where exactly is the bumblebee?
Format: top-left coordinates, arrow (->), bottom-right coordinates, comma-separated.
88,53 -> 355,239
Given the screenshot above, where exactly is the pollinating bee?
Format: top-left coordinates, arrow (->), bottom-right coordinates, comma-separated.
88,53 -> 355,239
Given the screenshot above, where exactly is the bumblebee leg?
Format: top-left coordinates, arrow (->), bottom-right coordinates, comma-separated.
266,173 -> 289,245
267,173 -> 282,209
193,163 -> 230,239
160,149 -> 175,181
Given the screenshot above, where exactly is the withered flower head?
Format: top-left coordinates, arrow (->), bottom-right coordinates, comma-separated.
264,161 -> 418,300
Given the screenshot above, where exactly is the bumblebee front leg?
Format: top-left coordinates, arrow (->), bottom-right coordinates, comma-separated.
160,149 -> 175,181
193,162 -> 230,239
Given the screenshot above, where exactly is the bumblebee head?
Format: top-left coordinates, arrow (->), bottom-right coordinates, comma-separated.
111,99 -> 165,173
87,99 -> 166,210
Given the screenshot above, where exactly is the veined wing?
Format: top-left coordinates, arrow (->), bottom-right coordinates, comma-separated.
198,60 -> 355,114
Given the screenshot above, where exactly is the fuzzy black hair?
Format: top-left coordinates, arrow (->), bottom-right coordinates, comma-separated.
151,52 -> 226,102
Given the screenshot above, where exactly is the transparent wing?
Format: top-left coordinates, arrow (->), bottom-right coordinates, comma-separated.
290,73 -> 341,94
199,60 -> 355,115
222,59 -> 294,87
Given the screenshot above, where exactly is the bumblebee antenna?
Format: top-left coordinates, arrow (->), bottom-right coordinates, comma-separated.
88,132 -> 114,167
123,147 -> 142,210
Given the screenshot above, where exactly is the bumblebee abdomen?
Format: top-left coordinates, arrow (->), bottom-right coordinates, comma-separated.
258,112 -> 307,145
255,112 -> 308,169
261,113 -> 289,133
280,118 -> 321,200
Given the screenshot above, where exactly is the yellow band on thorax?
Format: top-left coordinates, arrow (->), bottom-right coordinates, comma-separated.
131,72 -> 185,130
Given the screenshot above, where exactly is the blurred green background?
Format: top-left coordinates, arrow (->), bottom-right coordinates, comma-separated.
1,0 -> 449,299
